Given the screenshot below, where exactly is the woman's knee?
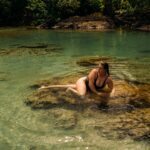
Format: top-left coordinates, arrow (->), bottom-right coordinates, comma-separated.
78,90 -> 86,96
77,84 -> 86,96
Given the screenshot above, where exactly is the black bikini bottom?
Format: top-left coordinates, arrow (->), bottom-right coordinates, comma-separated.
85,79 -> 91,92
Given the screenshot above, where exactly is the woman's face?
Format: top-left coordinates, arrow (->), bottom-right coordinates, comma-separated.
98,64 -> 105,75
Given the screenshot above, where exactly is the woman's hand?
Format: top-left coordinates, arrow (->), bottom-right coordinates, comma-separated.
96,92 -> 103,96
96,92 -> 110,97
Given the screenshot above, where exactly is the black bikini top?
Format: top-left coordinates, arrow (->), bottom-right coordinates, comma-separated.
94,72 -> 108,90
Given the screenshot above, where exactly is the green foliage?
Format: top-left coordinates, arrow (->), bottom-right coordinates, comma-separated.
116,0 -> 133,14
11,0 -> 27,25
103,0 -> 113,16
0,0 -> 149,26
48,0 -> 80,19
128,0 -> 150,10
80,0 -> 104,15
112,0 -> 150,14
0,0 -> 11,25
0,0 -> 26,26
86,0 -> 104,11
25,0 -> 48,25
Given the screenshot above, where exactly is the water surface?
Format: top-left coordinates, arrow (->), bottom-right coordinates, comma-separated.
0,28 -> 150,150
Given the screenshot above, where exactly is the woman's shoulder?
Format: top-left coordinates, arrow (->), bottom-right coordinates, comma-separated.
107,76 -> 113,83
88,68 -> 98,78
91,68 -> 98,73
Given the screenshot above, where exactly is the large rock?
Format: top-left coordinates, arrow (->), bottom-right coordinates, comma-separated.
114,12 -> 150,31
136,24 -> 150,32
52,15 -> 115,30
25,56 -> 150,142
26,75 -> 150,109
26,56 -> 150,109
26,77 -> 150,142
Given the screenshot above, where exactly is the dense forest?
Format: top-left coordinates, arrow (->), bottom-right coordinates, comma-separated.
0,0 -> 150,27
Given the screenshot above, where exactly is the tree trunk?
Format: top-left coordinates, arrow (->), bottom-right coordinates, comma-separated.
103,0 -> 113,17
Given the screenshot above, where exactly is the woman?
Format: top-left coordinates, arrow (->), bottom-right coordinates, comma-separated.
40,62 -> 113,103
66,62 -> 113,107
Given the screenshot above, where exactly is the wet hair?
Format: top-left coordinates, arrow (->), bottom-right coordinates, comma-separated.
99,62 -> 110,76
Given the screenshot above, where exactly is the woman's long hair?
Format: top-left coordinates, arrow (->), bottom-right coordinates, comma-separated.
100,62 -> 110,76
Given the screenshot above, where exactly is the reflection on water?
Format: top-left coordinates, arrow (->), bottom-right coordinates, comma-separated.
0,28 -> 150,150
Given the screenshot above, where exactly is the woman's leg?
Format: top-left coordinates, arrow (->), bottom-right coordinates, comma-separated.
39,76 -> 87,97
39,84 -> 76,90
76,77 -> 87,96
66,77 -> 87,96
66,87 -> 79,95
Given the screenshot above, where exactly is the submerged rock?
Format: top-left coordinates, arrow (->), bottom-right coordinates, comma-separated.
18,44 -> 48,49
93,108 -> 150,141
26,55 -> 150,109
0,72 -> 9,81
50,108 -> 77,129
25,73 -> 150,141
76,56 -> 113,67
26,74 -> 150,110
25,56 -> 150,142
0,43 -> 63,56
129,84 -> 150,108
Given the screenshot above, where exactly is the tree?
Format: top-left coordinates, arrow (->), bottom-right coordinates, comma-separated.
48,0 -> 80,19
0,0 -> 12,26
25,0 -> 48,25
11,0 -> 27,25
79,0 -> 104,15
103,0 -> 113,16
0,0 -> 27,26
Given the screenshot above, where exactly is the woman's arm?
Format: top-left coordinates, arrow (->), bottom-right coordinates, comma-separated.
95,77 -> 113,97
100,77 -> 113,93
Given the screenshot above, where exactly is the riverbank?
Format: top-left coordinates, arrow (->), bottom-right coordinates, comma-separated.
1,13 -> 149,32
37,13 -> 150,32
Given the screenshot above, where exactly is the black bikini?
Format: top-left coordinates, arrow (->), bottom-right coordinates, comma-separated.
86,72 -> 108,91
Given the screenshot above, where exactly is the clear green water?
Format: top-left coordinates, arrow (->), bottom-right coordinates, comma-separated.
0,28 -> 150,150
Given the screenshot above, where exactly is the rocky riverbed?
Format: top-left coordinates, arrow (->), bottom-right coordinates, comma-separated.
0,43 -> 63,56
25,56 -> 150,142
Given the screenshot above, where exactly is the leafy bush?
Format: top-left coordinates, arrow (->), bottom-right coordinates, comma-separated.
113,0 -> 150,14
0,0 -> 12,25
0,0 -> 26,26
0,0 -> 149,26
25,0 -> 48,25
49,0 -> 80,19
80,0 -> 104,15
